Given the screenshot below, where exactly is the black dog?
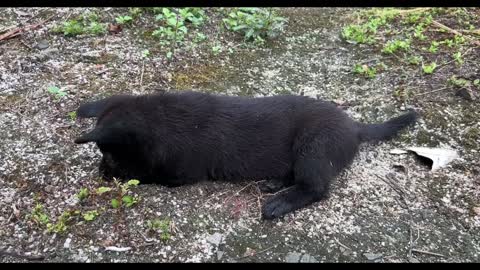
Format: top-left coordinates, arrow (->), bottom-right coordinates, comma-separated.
74,91 -> 417,219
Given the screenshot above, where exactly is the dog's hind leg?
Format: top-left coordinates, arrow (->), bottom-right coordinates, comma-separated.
262,137 -> 341,220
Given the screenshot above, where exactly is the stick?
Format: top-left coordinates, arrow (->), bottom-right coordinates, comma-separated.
0,250 -> 45,261
139,60 -> 145,90
411,249 -> 446,258
431,20 -> 480,47
0,14 -> 55,41
414,87 -> 449,97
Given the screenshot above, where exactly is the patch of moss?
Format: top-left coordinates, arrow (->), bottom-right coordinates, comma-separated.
462,127 -> 480,150
172,64 -> 220,90
416,129 -> 440,147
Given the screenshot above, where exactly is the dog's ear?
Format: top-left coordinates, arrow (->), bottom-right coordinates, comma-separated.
77,95 -> 132,118
75,124 -> 136,145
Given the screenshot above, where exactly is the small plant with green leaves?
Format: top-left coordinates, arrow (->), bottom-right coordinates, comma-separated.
47,86 -> 67,101
96,186 -> 112,195
68,111 -> 77,122
46,210 -> 79,234
382,39 -> 411,54
427,41 -> 440,53
56,20 -> 85,36
407,55 -> 422,65
448,75 -> 471,88
211,43 -> 223,55
223,8 -> 287,43
129,8 -> 143,19
87,21 -> 106,35
53,13 -> 107,37
422,62 -> 437,74
31,203 -> 50,226
474,79 -> 480,87
82,210 -> 98,221
413,23 -> 427,40
141,49 -> 150,59
146,218 -> 172,241
115,15 -> 133,25
353,63 -> 377,78
453,51 -> 464,65
77,187 -> 89,201
110,179 -> 140,209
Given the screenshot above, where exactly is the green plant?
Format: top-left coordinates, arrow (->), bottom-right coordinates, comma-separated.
223,8 -> 287,43
96,186 -> 112,195
115,15 -> 133,25
147,218 -> 171,241
453,51 -> 464,65
211,44 -> 223,55
129,7 -> 143,18
87,21 -> 106,35
58,20 -> 85,36
141,49 -> 150,58
68,111 -> 77,122
31,203 -> 49,225
83,210 -> 98,221
353,63 -> 377,78
422,62 -> 437,74
427,41 -> 439,53
77,187 -> 89,201
382,39 -> 411,54
47,86 -> 67,100
111,179 -> 140,209
474,79 -> 480,87
448,75 -> 471,88
413,23 -> 427,40
194,32 -> 207,43
407,55 -> 422,65
46,210 -> 78,234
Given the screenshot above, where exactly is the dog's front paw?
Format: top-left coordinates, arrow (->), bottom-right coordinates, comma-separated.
262,196 -> 290,220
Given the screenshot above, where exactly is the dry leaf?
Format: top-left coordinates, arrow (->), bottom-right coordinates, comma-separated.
407,147 -> 459,171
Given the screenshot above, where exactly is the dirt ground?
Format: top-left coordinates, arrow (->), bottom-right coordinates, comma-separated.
0,8 -> 479,262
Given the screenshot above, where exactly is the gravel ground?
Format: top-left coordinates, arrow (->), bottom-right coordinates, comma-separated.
0,8 -> 479,262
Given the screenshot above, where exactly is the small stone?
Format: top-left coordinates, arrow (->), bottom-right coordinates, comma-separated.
455,88 -> 474,101
64,238 -> 72,249
217,251 -> 224,260
364,252 -> 383,261
206,233 -> 223,246
36,40 -> 49,50
285,252 -> 302,263
300,254 -> 318,263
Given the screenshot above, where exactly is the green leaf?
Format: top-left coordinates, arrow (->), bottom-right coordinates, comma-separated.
127,179 -> 140,186
83,210 -> 98,221
96,187 -> 112,195
77,187 -> 89,200
111,199 -> 121,208
122,195 -> 137,207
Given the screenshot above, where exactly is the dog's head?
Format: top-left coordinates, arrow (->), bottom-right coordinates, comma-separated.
74,95 -> 154,182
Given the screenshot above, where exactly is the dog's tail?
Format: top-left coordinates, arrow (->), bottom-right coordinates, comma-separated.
357,110 -> 418,142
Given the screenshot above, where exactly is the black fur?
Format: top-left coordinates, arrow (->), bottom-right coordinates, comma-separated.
74,91 -> 417,219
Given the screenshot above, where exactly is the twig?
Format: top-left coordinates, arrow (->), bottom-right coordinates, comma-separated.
414,87 -> 449,97
139,60 -> 145,91
411,249 -> 446,258
0,14 -> 55,41
0,250 -> 45,261
334,238 -> 352,250
431,20 -> 480,47
238,245 -> 277,260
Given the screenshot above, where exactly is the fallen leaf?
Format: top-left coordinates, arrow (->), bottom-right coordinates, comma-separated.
407,147 -> 459,171
108,23 -> 122,34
